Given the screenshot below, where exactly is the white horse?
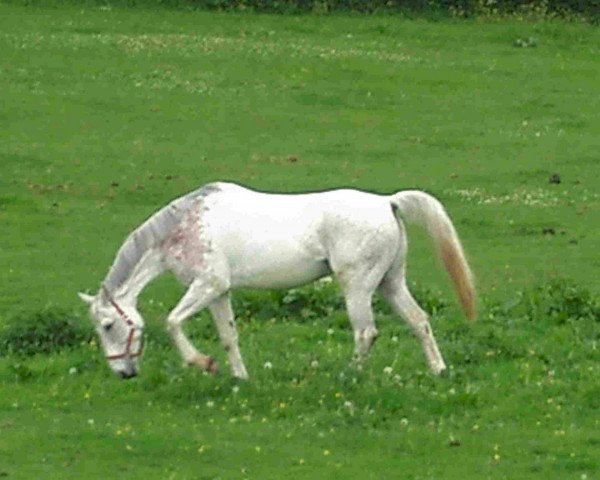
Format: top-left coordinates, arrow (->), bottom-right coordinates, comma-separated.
79,182 -> 475,380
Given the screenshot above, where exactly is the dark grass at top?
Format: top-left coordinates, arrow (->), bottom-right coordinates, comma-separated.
3,0 -> 600,20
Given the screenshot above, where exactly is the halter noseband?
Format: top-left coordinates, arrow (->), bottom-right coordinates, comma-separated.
101,285 -> 144,361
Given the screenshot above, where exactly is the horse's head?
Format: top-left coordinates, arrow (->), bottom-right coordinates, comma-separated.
78,287 -> 145,380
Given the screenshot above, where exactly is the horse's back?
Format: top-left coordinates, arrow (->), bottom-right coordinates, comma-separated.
205,183 -> 396,239
198,183 -> 400,289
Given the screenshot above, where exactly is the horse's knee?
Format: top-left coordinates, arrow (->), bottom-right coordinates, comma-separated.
412,320 -> 433,340
166,314 -> 182,334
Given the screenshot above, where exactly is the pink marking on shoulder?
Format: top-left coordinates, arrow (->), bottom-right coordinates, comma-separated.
160,200 -> 212,276
161,227 -> 185,255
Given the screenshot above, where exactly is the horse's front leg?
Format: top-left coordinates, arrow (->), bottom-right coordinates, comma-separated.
209,293 -> 248,380
166,278 -> 226,374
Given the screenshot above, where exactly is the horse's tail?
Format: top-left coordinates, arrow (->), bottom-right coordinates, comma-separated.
389,190 -> 476,320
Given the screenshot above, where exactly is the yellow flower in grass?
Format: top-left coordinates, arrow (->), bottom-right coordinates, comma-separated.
198,445 -> 210,454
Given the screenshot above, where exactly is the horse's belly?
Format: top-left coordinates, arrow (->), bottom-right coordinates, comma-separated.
228,250 -> 330,289
222,230 -> 330,289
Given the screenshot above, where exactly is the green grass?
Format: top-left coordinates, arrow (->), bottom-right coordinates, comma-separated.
1,4 -> 599,479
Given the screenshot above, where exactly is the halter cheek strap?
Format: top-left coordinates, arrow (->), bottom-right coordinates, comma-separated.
101,286 -> 144,361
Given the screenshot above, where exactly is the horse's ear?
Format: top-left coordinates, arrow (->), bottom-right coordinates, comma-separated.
78,292 -> 95,305
99,284 -> 109,302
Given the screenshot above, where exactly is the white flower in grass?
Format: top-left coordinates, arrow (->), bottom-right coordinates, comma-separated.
327,328 -> 334,336
263,361 -> 273,370
383,366 -> 393,375
391,336 -> 399,343
232,386 -> 240,394
206,400 -> 215,408
311,360 -> 319,368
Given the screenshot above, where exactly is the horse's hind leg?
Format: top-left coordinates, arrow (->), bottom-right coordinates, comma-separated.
166,277 -> 227,374
338,270 -> 382,366
345,288 -> 379,365
209,293 -> 248,380
380,267 -> 447,375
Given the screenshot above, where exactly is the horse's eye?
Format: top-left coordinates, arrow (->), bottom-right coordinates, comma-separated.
101,321 -> 114,332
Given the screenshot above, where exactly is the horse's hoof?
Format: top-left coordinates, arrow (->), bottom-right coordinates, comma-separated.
432,364 -> 448,377
205,356 -> 219,375
189,355 -> 219,375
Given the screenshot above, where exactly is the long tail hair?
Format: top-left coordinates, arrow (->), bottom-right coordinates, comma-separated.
390,190 -> 476,320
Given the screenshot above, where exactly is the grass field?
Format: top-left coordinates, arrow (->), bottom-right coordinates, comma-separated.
1,3 -> 600,479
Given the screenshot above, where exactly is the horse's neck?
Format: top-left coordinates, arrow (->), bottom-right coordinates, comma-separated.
112,249 -> 165,304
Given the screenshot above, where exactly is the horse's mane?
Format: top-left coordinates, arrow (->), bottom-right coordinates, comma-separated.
102,184 -> 220,293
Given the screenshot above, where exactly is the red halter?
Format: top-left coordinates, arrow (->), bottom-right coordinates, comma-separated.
101,286 -> 144,361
